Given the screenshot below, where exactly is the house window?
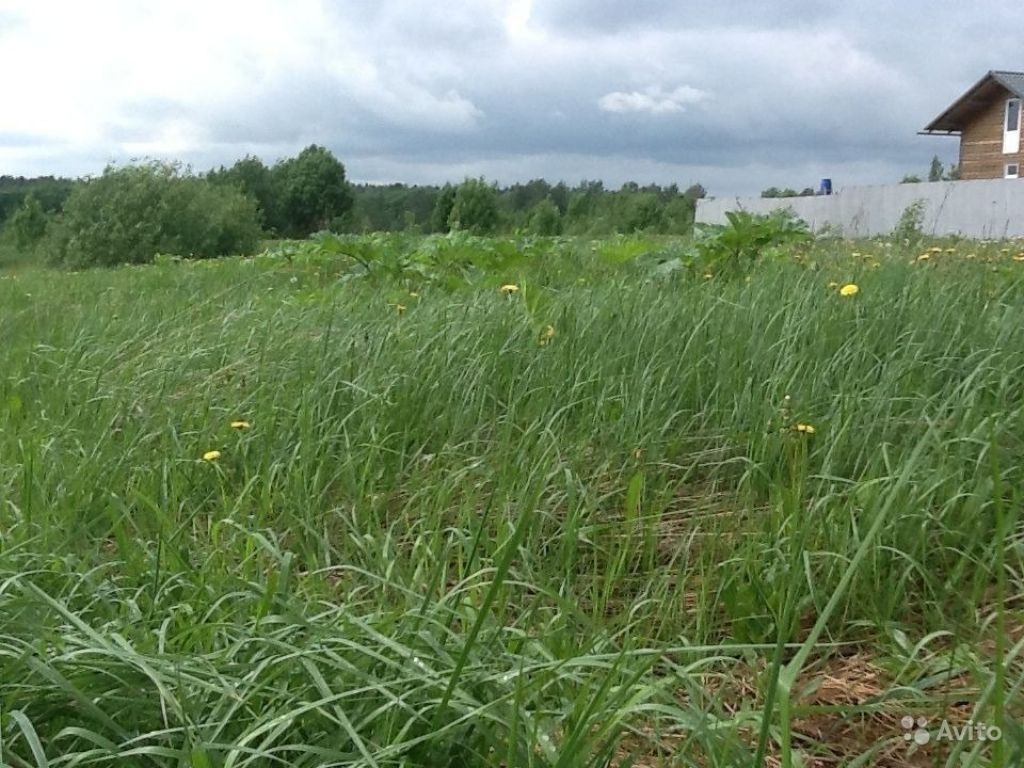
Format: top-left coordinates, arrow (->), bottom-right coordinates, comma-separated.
1005,98 -> 1021,154
1008,99 -> 1021,132
1006,163 -> 1020,179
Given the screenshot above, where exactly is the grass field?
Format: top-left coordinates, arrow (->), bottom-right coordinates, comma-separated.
1,234 -> 1022,767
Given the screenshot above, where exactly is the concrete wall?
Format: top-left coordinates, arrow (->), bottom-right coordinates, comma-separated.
695,178 -> 1024,238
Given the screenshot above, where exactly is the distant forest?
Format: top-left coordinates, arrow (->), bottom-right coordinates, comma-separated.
1,157 -> 707,240
343,178 -> 707,236
0,176 -> 76,223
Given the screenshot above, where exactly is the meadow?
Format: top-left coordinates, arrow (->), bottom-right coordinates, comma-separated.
0,233 -> 1022,767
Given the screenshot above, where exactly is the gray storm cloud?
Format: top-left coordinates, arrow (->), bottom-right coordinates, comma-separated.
0,0 -> 1018,194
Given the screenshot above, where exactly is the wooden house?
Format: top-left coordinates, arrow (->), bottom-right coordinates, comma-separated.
923,70 -> 1024,180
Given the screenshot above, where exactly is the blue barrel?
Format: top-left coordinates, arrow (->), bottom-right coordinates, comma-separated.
819,178 -> 833,195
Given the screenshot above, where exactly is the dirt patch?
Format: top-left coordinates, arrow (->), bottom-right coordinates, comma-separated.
612,652 -> 1002,767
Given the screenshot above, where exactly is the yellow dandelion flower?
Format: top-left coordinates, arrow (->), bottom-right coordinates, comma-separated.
966,253 -> 977,259
202,450 -> 222,462
703,272 -> 713,280
500,284 -> 519,294
230,420 -> 251,430
851,252 -> 861,258
916,253 -> 930,261
929,246 -> 943,253
409,291 -> 419,298
795,423 -> 816,435
945,247 -> 956,253
539,325 -> 556,345
1014,254 -> 1024,262
396,304 -> 406,315
839,283 -> 859,297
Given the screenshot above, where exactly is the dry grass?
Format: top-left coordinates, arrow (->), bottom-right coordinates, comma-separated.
610,650 -> 1004,767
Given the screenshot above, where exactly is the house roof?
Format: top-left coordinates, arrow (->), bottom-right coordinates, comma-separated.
922,70 -> 1024,133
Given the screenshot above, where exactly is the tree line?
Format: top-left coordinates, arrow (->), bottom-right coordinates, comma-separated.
0,175 -> 75,223
345,178 -> 706,236
1,146 -> 707,267
204,153 -> 706,237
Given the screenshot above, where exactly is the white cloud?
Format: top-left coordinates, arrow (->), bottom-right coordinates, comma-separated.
598,85 -> 708,115
503,0 -> 534,39
0,0 -> 484,172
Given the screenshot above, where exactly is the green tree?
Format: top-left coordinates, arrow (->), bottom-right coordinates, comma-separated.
341,183 -> 440,233
272,145 -> 353,237
621,193 -> 665,232
7,193 -> 48,249
928,155 -> 944,182
209,155 -> 275,226
508,179 -> 552,213
448,178 -> 499,235
663,196 -> 697,234
528,197 -> 562,235
431,184 -> 456,233
549,182 -> 570,214
565,180 -> 604,225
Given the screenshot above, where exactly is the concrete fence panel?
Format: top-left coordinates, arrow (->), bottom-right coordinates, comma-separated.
695,179 -> 1024,238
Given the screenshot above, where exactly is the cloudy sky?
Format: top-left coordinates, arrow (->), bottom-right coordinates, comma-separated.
0,0 -> 1020,194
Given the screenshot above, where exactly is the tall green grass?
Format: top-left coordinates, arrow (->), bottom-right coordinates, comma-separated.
0,237 -> 1021,766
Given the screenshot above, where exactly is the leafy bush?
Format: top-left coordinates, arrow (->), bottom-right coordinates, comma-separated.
621,192 -> 666,233
528,197 -> 562,236
693,209 -> 811,276
430,184 -> 456,233
49,163 -> 262,267
6,193 -> 49,250
296,230 -> 537,293
894,199 -> 926,248
448,178 -> 500,235
208,154 -> 276,226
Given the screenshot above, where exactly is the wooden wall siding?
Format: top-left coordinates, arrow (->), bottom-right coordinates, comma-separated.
959,85 -> 1024,179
